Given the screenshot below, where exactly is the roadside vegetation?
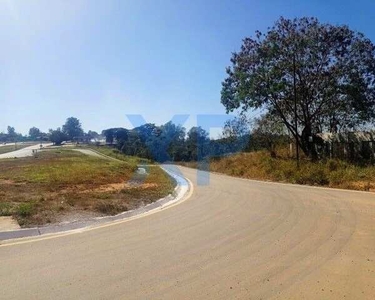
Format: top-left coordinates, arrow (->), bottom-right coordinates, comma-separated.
180,149 -> 375,192
0,150 -> 175,227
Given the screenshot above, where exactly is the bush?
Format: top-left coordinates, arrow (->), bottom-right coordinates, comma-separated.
96,202 -> 126,215
296,166 -> 329,185
17,203 -> 34,217
0,203 -> 13,216
190,149 -> 375,191
327,160 -> 339,172
278,164 -> 296,181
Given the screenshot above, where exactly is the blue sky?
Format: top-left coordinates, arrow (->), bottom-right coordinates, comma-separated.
1,0 -> 375,135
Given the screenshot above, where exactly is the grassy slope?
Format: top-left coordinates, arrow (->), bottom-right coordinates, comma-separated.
83,145 -> 147,164
180,151 -> 375,192
0,149 -> 175,227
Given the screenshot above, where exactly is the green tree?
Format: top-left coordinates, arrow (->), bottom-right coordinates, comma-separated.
49,128 -> 67,145
186,127 -> 210,161
29,127 -> 41,140
221,17 -> 375,159
0,132 -> 6,143
146,122 -> 186,162
6,126 -> 18,143
62,117 -> 84,141
87,130 -> 99,138
251,113 -> 289,157
222,115 -> 250,140
221,114 -> 251,153
102,128 -> 115,144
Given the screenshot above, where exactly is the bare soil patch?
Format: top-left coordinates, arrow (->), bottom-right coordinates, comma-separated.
0,150 -> 175,227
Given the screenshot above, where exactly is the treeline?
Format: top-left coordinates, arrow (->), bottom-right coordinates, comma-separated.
0,126 -> 29,143
102,119 -> 253,162
0,117 -> 101,146
1,115 -> 291,162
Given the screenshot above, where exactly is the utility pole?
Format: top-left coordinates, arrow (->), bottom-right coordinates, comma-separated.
293,54 -> 300,168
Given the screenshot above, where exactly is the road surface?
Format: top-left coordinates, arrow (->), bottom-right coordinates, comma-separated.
0,143 -> 52,159
72,148 -> 122,161
0,143 -> 16,147
1,166 -> 375,299
73,148 -> 112,159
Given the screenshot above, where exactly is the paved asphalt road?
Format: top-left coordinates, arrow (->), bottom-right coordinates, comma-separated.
0,143 -> 52,159
0,143 -> 15,147
1,166 -> 375,299
73,148 -> 111,159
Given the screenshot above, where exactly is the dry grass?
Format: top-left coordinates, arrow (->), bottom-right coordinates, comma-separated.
0,150 -> 175,227
179,151 -> 375,192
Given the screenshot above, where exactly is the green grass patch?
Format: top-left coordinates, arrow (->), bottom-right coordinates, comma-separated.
0,149 -> 137,185
17,202 -> 35,217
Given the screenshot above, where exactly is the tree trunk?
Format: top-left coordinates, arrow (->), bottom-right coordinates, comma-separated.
301,125 -> 318,160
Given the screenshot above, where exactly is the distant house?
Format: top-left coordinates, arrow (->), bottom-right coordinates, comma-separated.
73,136 -> 107,145
73,136 -> 90,144
90,138 -> 106,145
315,131 -> 375,161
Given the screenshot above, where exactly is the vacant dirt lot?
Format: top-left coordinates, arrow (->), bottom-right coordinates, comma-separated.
0,150 -> 174,227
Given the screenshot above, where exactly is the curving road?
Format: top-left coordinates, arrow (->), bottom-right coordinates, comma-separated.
1,166 -> 375,299
0,143 -> 52,159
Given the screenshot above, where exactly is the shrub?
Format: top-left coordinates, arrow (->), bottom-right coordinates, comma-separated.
0,203 -> 13,216
296,166 -> 329,185
198,149 -> 375,191
279,164 -> 296,181
17,203 -> 34,217
96,202 -> 125,215
327,160 -> 340,172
